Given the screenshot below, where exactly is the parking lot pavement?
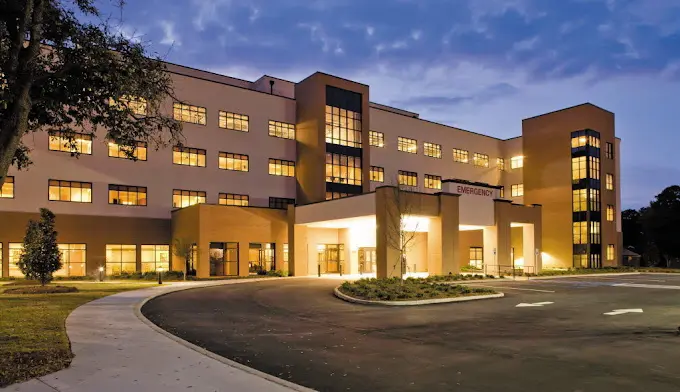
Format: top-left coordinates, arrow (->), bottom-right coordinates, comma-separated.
143,276 -> 680,392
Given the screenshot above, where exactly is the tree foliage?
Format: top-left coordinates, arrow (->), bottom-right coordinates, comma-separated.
0,0 -> 182,187
18,208 -> 61,285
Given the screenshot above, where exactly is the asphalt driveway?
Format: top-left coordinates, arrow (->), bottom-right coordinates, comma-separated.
142,275 -> 680,392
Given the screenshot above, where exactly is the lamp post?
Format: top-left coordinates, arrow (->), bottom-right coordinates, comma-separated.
98,266 -> 104,282
157,267 -> 164,285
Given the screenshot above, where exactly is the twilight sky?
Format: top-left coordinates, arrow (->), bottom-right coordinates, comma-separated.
97,0 -> 680,209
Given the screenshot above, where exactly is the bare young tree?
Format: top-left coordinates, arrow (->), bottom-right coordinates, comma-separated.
385,180 -> 421,280
172,238 -> 195,280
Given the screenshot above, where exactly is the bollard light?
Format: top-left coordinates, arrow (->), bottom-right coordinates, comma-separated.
98,266 -> 104,282
157,267 -> 164,285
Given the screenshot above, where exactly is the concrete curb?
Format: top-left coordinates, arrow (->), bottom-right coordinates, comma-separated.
528,272 -> 642,280
134,278 -> 315,392
333,285 -> 504,306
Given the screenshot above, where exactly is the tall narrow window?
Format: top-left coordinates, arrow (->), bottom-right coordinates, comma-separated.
589,156 -> 600,180
141,245 -> 170,272
173,103 -> 206,125
606,205 -> 615,221
219,152 -> 249,172
497,158 -> 505,171
511,156 -> 524,169
268,120 -> 295,139
219,193 -> 249,206
607,244 -> 615,261
572,222 -> 587,245
8,243 -> 24,277
54,244 -> 87,277
453,149 -> 469,163
108,141 -> 147,161
325,153 -> 362,186
606,173 -> 614,190
398,170 -> 417,187
511,184 -> 524,197
173,146 -> 206,167
572,189 -> 587,212
589,189 -> 601,211
172,189 -> 206,208
473,153 -> 489,168
605,142 -> 614,159
572,157 -> 587,182
48,180 -> 92,203
369,131 -> 384,147
370,166 -> 384,182
105,244 -> 137,275
424,174 -> 442,190
219,111 -> 249,132
49,131 -> 93,154
109,184 -> 147,206
325,105 -> 362,147
590,221 -> 601,244
268,159 -> 295,177
397,137 -> 417,154
424,142 -> 442,159
1,176 -> 14,198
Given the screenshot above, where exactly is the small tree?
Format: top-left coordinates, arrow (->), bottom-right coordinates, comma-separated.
18,208 -> 61,285
385,183 -> 420,280
172,238 -> 195,280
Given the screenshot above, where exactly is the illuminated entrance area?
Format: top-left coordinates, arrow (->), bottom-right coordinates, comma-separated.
249,243 -> 275,274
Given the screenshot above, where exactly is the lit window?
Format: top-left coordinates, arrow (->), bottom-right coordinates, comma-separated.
397,137 -> 417,154
589,189 -> 601,211
424,142 -> 442,159
54,244 -> 86,277
453,148 -> 469,163
172,189 -> 206,208
112,95 -> 147,116
49,131 -> 93,155
283,244 -> 289,263
571,135 -> 588,148
9,243 -> 24,277
571,130 -> 600,149
173,146 -> 206,167
573,189 -> 587,212
497,158 -> 505,171
48,180 -> 92,203
573,221 -> 588,244
219,111 -> 249,132
105,244 -> 137,275
398,170 -> 417,187
209,242 -> 239,276
326,192 -> 351,200
141,245 -> 170,272
173,102 -> 206,125
469,247 -> 483,269
370,166 -> 384,182
511,184 -> 524,197
268,159 -> 295,177
590,221 -> 601,244
325,153 -> 362,186
473,153 -> 489,168
268,120 -> 295,139
219,152 -> 249,172
572,157 -> 587,182
219,193 -> 249,206
325,105 -> 362,148
424,174 -> 442,190
1,176 -> 14,198
589,157 -> 601,180
108,141 -> 147,161
511,156 -> 524,169
269,197 -> 295,209
109,184 -> 147,206
606,173 -> 614,190
369,131 -> 384,147
607,244 -> 615,261
605,142 -> 614,159
607,205 -> 615,221
499,186 -> 505,198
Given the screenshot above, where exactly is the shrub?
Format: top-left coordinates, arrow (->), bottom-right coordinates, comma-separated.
338,277 -> 496,301
266,270 -> 289,277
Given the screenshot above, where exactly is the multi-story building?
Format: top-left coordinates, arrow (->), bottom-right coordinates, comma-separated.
0,63 -> 622,278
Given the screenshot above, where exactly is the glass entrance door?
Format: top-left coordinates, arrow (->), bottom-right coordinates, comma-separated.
249,243 -> 275,274
359,247 -> 376,273
317,244 -> 344,274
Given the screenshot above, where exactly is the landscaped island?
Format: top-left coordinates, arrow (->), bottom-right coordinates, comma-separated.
337,277 -> 497,302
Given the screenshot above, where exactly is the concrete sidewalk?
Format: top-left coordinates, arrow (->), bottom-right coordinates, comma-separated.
2,279 -> 312,392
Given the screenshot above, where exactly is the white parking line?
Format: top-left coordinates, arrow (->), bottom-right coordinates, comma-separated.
466,284 -> 555,293
613,283 -> 680,290
579,276 -> 666,282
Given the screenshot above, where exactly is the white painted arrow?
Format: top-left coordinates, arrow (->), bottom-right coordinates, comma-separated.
516,302 -> 554,307
604,308 -> 643,316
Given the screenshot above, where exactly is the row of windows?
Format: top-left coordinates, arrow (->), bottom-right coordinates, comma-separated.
325,153 -> 362,186
325,105 -> 362,148
573,221 -> 601,245
50,132 -> 150,161
572,189 -> 601,212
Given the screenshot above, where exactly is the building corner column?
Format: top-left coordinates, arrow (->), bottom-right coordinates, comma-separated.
439,193 -> 461,275
375,187 -> 401,278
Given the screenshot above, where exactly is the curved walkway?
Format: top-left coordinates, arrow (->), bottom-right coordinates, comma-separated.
2,279 -> 310,392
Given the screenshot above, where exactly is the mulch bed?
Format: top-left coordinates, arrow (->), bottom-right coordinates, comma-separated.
2,286 -> 79,295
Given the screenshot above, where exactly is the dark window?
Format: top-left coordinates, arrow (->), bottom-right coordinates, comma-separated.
269,197 -> 295,209
326,85 -> 362,113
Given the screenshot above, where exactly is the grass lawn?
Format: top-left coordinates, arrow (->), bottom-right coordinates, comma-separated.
339,278 -> 496,302
0,282 -> 155,387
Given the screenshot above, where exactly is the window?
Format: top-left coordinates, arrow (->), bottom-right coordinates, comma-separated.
219,193 -> 249,206
473,153 -> 489,168
209,242 -> 238,276
173,102 -> 206,125
269,197 -> 295,209
571,133 -> 600,149
8,243 -> 23,277
172,189 -> 206,208
268,120 -> 295,139
54,244 -> 86,277
424,142 -> 442,159
607,205 -> 615,222
141,245 -> 170,272
500,186 -> 505,198
606,173 -> 614,190
219,111 -> 249,132
112,95 -> 147,115
49,180 -> 92,203
589,157 -> 601,180
511,184 -> 524,197
424,174 -> 442,190
106,244 -> 137,275
219,152 -> 249,172
369,131 -> 384,147
1,176 -> 14,198
283,244 -> 289,263
469,247 -> 483,269
511,156 -> 524,169
398,170 -> 417,187
326,192 -> 350,200
269,159 -> 295,177
397,137 -> 417,154
607,244 -> 615,261
497,158 -> 505,171
325,153 -> 362,186
108,141 -> 147,161
606,142 -> 614,159
573,221 -> 587,245
172,146 -> 206,167
109,184 -> 147,206
590,221 -> 601,244
589,189 -> 601,211
325,105 -> 362,147
572,157 -> 587,182
453,148 -> 469,163
49,131 -> 92,154
370,166 -> 384,182
573,189 -> 587,212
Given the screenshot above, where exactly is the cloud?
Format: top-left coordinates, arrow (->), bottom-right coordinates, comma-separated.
512,36 -> 539,52
159,21 -> 181,46
298,23 -> 344,54
192,0 -> 231,31
411,30 -> 422,41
